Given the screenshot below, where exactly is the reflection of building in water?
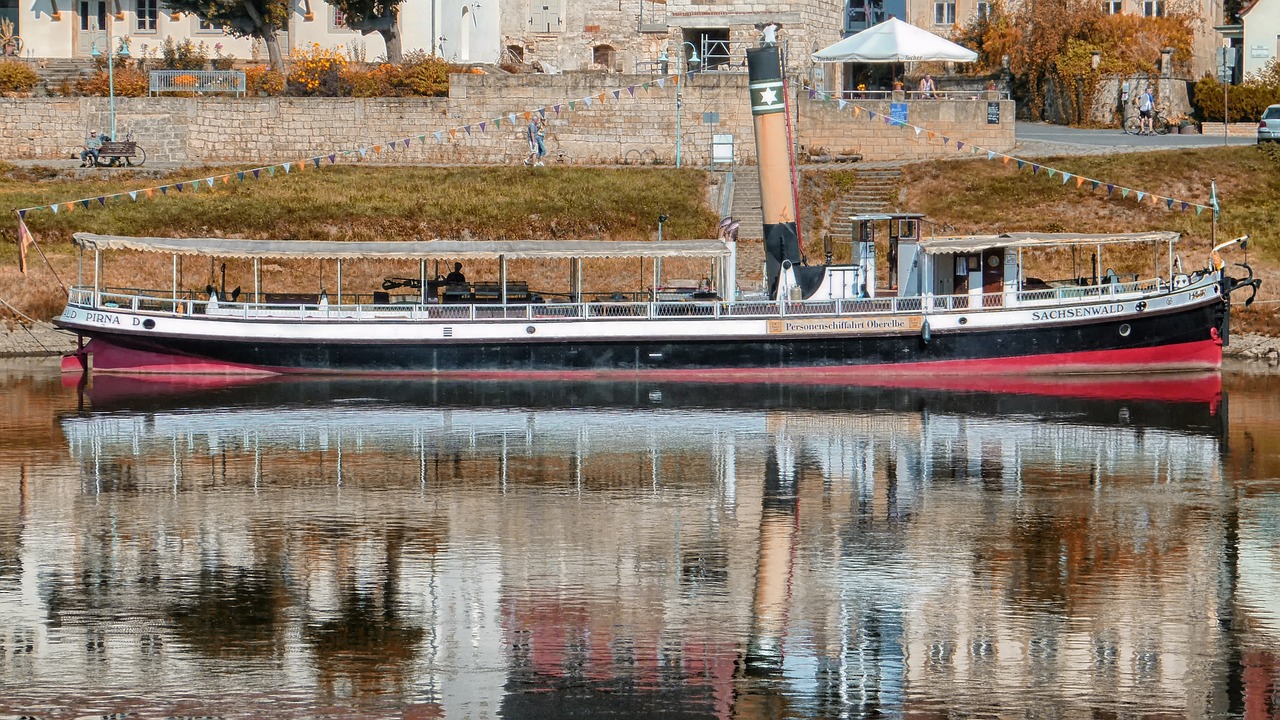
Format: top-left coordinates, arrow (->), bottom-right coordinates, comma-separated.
2,379 -> 1271,717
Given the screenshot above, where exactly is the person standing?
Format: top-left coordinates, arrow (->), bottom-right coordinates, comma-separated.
918,74 -> 936,98
525,117 -> 547,166
1136,87 -> 1155,135
760,21 -> 781,46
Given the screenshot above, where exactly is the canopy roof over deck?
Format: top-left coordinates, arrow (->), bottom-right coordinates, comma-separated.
72,234 -> 735,260
917,231 -> 1181,255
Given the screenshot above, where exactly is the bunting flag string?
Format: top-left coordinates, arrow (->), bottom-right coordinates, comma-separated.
809,87 -> 1215,215
12,67 -> 701,228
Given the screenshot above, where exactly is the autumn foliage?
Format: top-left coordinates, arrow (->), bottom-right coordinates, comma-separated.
954,0 -> 1195,117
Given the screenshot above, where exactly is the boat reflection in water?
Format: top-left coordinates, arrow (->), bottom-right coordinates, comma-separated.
13,372 -> 1268,717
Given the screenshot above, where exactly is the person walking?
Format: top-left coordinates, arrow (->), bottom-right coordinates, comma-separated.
525,117 -> 547,166
1136,87 -> 1155,135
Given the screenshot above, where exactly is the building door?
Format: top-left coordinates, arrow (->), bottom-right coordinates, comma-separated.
75,0 -> 108,57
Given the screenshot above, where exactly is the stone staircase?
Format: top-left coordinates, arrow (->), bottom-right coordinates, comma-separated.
722,165 -> 904,242
35,58 -> 95,95
826,168 -> 903,238
726,166 -> 763,239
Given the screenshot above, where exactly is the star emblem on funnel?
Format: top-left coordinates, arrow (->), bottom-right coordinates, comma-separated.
758,87 -> 779,106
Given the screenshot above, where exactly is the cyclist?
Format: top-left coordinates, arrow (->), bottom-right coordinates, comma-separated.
1136,87 -> 1155,136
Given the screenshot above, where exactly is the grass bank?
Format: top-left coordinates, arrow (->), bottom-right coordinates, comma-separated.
804,145 -> 1280,333
0,164 -> 721,321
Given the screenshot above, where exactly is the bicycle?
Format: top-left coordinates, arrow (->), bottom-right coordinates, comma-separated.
1123,110 -> 1170,136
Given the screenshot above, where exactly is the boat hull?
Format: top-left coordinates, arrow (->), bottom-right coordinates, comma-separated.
60,297 -> 1226,377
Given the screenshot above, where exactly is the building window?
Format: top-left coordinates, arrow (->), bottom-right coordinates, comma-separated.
592,43 -> 615,70
1142,0 -> 1162,15
529,0 -> 561,33
135,0 -> 156,30
195,17 -> 222,32
975,1 -> 989,18
1103,0 -> 1121,12
331,6 -> 347,29
934,0 -> 955,24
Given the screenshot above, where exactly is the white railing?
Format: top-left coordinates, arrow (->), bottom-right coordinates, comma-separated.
149,70 -> 246,96
65,278 -> 1180,325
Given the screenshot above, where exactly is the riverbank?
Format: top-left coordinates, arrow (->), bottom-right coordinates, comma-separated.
0,321 -> 75,357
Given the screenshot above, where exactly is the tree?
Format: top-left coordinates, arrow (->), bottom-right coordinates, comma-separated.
165,0 -> 291,71
327,0 -> 405,63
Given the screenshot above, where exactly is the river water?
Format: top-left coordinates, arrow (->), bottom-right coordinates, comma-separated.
1,359 -> 1278,719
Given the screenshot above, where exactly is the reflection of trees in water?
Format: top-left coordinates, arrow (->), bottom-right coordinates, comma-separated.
304,524 -> 427,701
167,565 -> 288,657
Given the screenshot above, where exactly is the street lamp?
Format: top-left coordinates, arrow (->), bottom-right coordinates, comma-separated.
90,34 -> 129,141
659,41 -> 700,167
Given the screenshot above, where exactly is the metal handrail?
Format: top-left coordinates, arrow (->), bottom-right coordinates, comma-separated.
67,278 -> 1186,325
149,69 -> 246,96
828,89 -> 1012,101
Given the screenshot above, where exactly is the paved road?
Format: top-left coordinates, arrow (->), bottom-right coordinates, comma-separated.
1014,121 -> 1255,156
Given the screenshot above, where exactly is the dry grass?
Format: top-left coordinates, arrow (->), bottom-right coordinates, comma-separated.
0,164 -> 721,321
900,146 -> 1280,259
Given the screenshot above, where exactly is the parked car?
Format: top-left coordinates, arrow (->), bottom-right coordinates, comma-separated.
1261,104 -> 1280,143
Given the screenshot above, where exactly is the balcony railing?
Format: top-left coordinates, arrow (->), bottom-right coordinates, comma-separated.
66,277 -> 1171,326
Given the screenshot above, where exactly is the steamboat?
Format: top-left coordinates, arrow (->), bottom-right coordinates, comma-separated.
54,47 -> 1259,377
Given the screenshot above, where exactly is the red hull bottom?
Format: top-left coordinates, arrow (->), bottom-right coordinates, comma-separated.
71,337 -> 1222,377
64,338 -> 1224,405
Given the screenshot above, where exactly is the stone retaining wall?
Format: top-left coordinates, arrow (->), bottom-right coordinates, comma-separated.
799,95 -> 1016,162
1200,122 -> 1262,138
0,74 -> 1016,166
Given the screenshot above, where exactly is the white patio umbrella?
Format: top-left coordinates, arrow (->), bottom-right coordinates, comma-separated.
811,17 -> 978,63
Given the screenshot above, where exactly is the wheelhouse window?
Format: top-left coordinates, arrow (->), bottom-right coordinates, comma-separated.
934,0 -> 956,25
135,0 -> 156,30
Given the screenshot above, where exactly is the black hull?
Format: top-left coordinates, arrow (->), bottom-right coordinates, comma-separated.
76,300 -> 1225,375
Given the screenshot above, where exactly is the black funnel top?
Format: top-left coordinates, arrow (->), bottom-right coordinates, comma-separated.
746,46 -> 782,84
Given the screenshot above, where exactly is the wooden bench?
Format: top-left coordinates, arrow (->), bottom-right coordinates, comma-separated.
94,141 -> 146,167
442,281 -> 531,304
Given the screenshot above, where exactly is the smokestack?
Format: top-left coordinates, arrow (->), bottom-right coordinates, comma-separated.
746,46 -> 824,299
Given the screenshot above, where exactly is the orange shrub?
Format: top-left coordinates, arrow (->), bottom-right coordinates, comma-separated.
0,60 -> 39,94
74,65 -> 149,97
287,43 -> 347,96
244,64 -> 285,95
